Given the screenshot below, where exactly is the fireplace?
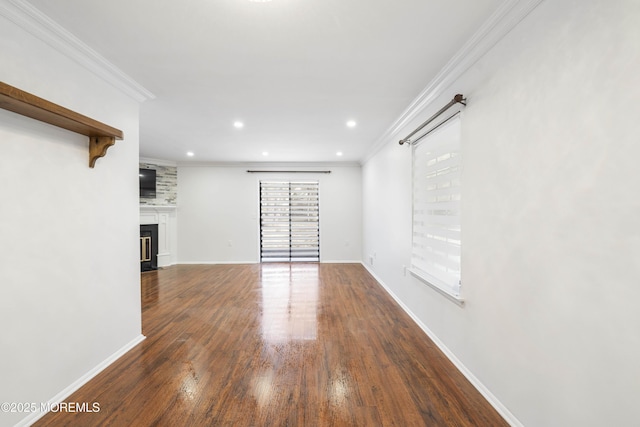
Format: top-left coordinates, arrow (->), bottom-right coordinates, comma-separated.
140,224 -> 158,271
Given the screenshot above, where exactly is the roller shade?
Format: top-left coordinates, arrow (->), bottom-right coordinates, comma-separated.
260,181 -> 320,262
411,116 -> 461,297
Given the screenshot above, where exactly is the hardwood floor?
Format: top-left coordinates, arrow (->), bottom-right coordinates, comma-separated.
36,263 -> 507,427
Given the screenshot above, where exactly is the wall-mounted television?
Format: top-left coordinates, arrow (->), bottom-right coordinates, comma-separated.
139,168 -> 156,197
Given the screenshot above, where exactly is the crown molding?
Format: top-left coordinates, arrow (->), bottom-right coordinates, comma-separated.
362,0 -> 544,164
0,0 -> 155,103
177,161 -> 362,169
139,157 -> 178,167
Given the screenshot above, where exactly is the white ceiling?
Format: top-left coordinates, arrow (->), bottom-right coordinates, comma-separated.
28,0 -> 502,164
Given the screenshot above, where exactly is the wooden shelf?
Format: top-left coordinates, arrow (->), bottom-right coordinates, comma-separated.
0,81 -> 124,168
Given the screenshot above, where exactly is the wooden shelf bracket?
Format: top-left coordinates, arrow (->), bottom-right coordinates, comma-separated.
89,136 -> 116,168
0,81 -> 124,168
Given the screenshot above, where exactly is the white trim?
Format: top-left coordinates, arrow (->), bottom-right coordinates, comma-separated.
0,0 -> 154,103
320,260 -> 363,264
15,334 -> 146,427
361,263 -> 524,427
177,161 -> 361,169
140,157 -> 178,167
178,261 -> 259,265
140,205 -> 177,212
156,253 -> 175,268
362,0 -> 544,164
408,268 -> 465,306
179,261 -> 362,265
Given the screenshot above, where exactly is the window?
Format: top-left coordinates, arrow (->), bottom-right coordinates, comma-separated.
410,115 -> 462,302
260,181 -> 320,262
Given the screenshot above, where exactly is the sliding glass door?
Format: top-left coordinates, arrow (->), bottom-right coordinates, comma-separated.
260,181 -> 320,262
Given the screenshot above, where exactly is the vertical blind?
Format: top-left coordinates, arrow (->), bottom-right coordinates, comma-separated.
260,181 -> 320,262
411,115 -> 462,298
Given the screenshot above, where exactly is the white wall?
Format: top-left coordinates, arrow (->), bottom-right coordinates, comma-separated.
0,10 -> 143,427
178,164 -> 362,263
362,0 -> 640,426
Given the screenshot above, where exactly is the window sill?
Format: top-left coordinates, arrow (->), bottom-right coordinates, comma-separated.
408,268 -> 465,307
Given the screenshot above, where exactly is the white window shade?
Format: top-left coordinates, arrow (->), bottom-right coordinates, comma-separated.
411,115 -> 462,301
260,181 -> 320,262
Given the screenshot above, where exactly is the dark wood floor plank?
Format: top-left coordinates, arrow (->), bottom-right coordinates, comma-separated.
35,263 -> 507,427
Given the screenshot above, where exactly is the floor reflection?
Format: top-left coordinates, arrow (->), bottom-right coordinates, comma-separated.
260,263 -> 319,343
141,270 -> 159,306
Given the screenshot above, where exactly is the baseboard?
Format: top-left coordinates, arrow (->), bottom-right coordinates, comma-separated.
16,334 -> 146,427
178,261 -> 258,265
177,260 -> 363,265
361,263 -> 523,427
156,253 -> 173,267
320,260 -> 362,264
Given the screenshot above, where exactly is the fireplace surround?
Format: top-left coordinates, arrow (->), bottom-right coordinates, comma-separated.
140,224 -> 158,271
140,205 -> 177,268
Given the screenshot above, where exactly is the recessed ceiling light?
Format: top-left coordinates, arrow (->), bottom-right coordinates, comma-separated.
262,151 -> 269,156
346,120 -> 356,128
186,151 -> 195,157
234,121 -> 244,129
336,151 -> 343,156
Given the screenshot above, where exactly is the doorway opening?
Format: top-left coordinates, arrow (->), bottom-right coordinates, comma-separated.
260,181 -> 319,262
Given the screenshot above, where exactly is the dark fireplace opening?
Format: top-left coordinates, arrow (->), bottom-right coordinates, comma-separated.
140,224 -> 158,272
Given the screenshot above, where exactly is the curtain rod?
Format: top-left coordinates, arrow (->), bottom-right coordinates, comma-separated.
411,111 -> 461,146
398,94 -> 466,145
247,170 -> 331,174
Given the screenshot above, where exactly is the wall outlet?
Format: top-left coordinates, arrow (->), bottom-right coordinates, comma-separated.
228,240 -> 233,247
